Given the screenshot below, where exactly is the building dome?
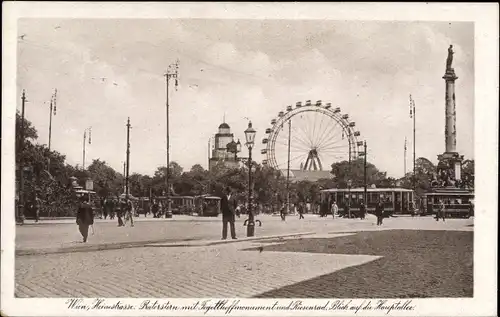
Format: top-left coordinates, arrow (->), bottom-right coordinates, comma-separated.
218,122 -> 230,129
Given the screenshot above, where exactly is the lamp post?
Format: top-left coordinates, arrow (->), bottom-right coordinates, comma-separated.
244,121 -> 257,237
347,179 -> 352,218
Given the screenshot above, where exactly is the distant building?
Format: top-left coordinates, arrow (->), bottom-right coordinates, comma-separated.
209,122 -> 241,171
281,169 -> 333,183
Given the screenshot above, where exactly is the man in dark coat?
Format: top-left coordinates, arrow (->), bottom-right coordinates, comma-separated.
375,201 -> 384,226
220,187 -> 237,240
76,194 -> 94,242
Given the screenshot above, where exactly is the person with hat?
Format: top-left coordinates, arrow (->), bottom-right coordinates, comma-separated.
76,194 -> 94,243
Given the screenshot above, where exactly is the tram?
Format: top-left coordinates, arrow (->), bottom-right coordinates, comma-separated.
154,195 -> 221,216
195,195 -> 221,217
320,187 -> 416,216
422,191 -> 474,218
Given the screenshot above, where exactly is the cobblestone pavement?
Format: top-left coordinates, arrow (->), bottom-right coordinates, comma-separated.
13,217 -> 473,298
253,230 -> 473,298
15,214 -> 473,253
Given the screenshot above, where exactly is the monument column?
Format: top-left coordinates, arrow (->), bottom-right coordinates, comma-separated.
443,45 -> 458,153
437,45 -> 463,185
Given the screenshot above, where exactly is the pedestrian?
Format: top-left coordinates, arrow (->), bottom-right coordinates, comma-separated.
152,200 -> 159,218
126,199 -> 135,227
280,205 -> 286,221
76,194 -> 94,243
117,199 -> 125,227
109,199 -> 116,220
376,201 -> 384,226
220,186 -> 237,240
32,192 -> 42,223
437,200 -> 446,222
360,201 -> 366,220
330,200 -> 338,219
298,203 -> 305,219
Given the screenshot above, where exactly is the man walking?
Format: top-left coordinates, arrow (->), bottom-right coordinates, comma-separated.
220,187 -> 237,240
298,203 -> 305,219
32,192 -> 42,223
360,201 -> 366,220
76,194 -> 94,243
376,201 -> 384,226
117,199 -> 125,227
330,200 -> 338,219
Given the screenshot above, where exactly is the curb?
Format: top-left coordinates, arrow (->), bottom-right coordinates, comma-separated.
144,232 -> 316,248
16,232 -> 316,256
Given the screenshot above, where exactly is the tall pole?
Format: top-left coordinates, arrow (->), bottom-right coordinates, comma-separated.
17,90 -> 27,223
364,141 -> 367,206
164,60 -> 179,214
248,146 -> 253,223
348,135 -> 352,218
48,99 -> 53,151
208,138 -> 211,171
413,98 -> 416,195
125,117 -> 131,201
82,130 -> 86,169
404,137 -> 407,176
286,120 -> 291,213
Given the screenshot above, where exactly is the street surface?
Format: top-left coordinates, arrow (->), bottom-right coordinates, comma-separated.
14,214 -> 473,298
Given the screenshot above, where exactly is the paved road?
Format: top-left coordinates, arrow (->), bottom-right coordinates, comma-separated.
15,214 -> 473,253
13,216 -> 473,298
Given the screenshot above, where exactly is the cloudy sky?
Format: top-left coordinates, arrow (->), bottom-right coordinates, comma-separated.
16,19 -> 474,178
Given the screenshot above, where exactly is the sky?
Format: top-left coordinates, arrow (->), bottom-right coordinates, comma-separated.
16,19 -> 474,178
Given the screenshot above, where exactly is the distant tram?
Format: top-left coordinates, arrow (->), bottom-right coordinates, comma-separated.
320,187 -> 416,216
422,191 -> 474,218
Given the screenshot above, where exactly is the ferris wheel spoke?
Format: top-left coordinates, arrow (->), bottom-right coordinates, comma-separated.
275,152 -> 309,169
277,133 -> 311,151
303,114 -> 316,146
296,119 -> 315,148
316,119 -> 342,149
275,140 -> 310,153
313,112 -> 327,147
291,122 -> 313,148
311,112 -> 319,147
319,135 -> 350,150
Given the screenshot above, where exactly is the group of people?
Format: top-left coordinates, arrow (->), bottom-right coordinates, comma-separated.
102,198 -> 135,227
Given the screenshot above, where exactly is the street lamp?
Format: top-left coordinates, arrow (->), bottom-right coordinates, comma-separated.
347,179 -> 352,219
244,121 -> 257,237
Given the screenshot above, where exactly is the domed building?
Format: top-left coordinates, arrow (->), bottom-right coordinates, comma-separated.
209,121 -> 241,171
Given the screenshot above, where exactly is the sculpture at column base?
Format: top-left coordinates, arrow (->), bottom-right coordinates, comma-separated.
431,152 -> 471,189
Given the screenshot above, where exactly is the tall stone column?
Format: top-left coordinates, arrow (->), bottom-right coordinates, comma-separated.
436,45 -> 463,187
443,66 -> 458,153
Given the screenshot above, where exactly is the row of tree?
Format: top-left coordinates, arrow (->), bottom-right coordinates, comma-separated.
15,113 -> 474,215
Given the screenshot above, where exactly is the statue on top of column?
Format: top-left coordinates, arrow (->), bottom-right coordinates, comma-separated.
446,45 -> 454,70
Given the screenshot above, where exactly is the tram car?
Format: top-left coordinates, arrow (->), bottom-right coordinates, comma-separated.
195,195 -> 221,217
320,187 -> 416,217
421,191 -> 474,218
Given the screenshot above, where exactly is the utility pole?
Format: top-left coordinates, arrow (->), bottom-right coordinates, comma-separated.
410,95 -> 416,194
404,137 -> 407,177
17,89 -> 27,224
286,119 -> 291,214
125,117 -> 131,201
48,89 -> 57,151
208,138 -> 211,171
82,127 -> 91,169
164,60 -> 179,215
47,89 -> 57,174
364,141 -> 367,206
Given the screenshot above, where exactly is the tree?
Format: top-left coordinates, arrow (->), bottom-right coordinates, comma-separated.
331,159 -> 387,188
399,157 -> 436,195
87,159 -> 123,197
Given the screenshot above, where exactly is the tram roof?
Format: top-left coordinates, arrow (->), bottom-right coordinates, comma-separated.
320,187 -> 414,193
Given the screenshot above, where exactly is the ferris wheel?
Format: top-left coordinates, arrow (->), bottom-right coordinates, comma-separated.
261,100 -> 363,171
